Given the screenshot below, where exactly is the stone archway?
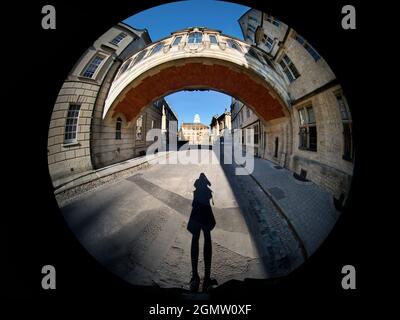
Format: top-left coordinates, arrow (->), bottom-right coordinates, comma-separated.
107,58 -> 289,124
103,27 -> 292,126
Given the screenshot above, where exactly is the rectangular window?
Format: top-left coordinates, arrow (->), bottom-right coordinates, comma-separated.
336,94 -> 350,120
336,94 -> 353,161
254,124 -> 259,144
110,32 -> 127,45
64,104 -> 80,144
308,126 -> 317,151
299,127 -> 307,149
307,106 -> 315,123
342,123 -> 353,161
136,115 -> 144,140
209,35 -> 218,44
298,105 -> 317,151
82,55 -> 105,79
299,108 -> 307,126
266,15 -> 280,27
279,54 -> 300,83
265,36 -> 274,49
188,32 -> 203,44
115,118 -> 122,140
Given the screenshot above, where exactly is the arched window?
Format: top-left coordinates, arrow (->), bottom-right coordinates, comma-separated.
248,48 -> 260,61
116,117 -> 122,140
117,58 -> 132,78
149,42 -> 165,56
131,49 -> 148,67
226,39 -> 242,52
188,32 -> 203,44
172,36 -> 182,46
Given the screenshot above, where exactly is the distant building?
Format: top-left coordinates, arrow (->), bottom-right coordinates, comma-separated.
179,115 -> 210,144
230,98 -> 261,157
210,110 -> 231,143
193,114 -> 201,123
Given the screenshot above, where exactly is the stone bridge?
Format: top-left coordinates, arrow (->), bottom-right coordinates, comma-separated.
104,27 -> 291,124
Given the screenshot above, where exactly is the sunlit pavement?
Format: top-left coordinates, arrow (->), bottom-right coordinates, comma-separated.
60,148 -> 338,289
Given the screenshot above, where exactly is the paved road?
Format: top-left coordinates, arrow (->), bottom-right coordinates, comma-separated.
61,149 -> 304,289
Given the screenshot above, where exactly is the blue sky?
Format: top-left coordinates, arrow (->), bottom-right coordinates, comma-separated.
123,0 -> 250,127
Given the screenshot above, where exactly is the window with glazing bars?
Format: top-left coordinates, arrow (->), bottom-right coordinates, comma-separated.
266,15 -> 280,27
248,24 -> 256,33
64,104 -> 80,143
110,32 -> 127,45
254,124 -> 259,144
298,106 -> 317,151
336,94 -> 353,161
172,36 -> 182,46
279,54 -> 300,83
82,55 -> 105,78
117,58 -> 132,78
188,32 -> 203,44
226,39 -> 241,51
131,50 -> 148,67
149,42 -> 164,56
264,35 -> 274,49
116,117 -> 122,140
136,115 -> 144,140
209,35 -> 218,44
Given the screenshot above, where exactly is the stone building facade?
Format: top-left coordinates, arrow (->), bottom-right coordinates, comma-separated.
179,123 -> 210,145
210,110 -> 232,143
236,9 -> 354,200
47,23 -> 177,187
230,99 -> 262,158
47,19 -> 354,203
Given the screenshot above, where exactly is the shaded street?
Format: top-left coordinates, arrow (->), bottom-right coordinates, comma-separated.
60,148 -> 336,289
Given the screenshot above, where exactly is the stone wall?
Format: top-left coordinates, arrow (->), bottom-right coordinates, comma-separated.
263,117 -> 292,167
92,99 -> 165,168
289,84 -> 353,198
281,30 -> 336,100
47,23 -> 151,185
47,81 -> 99,183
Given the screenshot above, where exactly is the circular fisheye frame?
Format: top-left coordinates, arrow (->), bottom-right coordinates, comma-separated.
47,2 -> 354,291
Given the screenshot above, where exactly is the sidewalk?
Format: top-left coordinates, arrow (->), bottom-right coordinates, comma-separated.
244,157 -> 340,257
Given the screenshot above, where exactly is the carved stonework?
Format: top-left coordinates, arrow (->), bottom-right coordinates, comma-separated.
184,42 -> 207,53
218,42 -> 227,50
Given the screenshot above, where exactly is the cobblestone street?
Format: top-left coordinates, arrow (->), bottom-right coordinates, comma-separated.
60,149 -> 339,290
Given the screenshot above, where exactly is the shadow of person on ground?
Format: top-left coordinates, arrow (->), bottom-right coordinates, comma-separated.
187,173 -> 218,292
